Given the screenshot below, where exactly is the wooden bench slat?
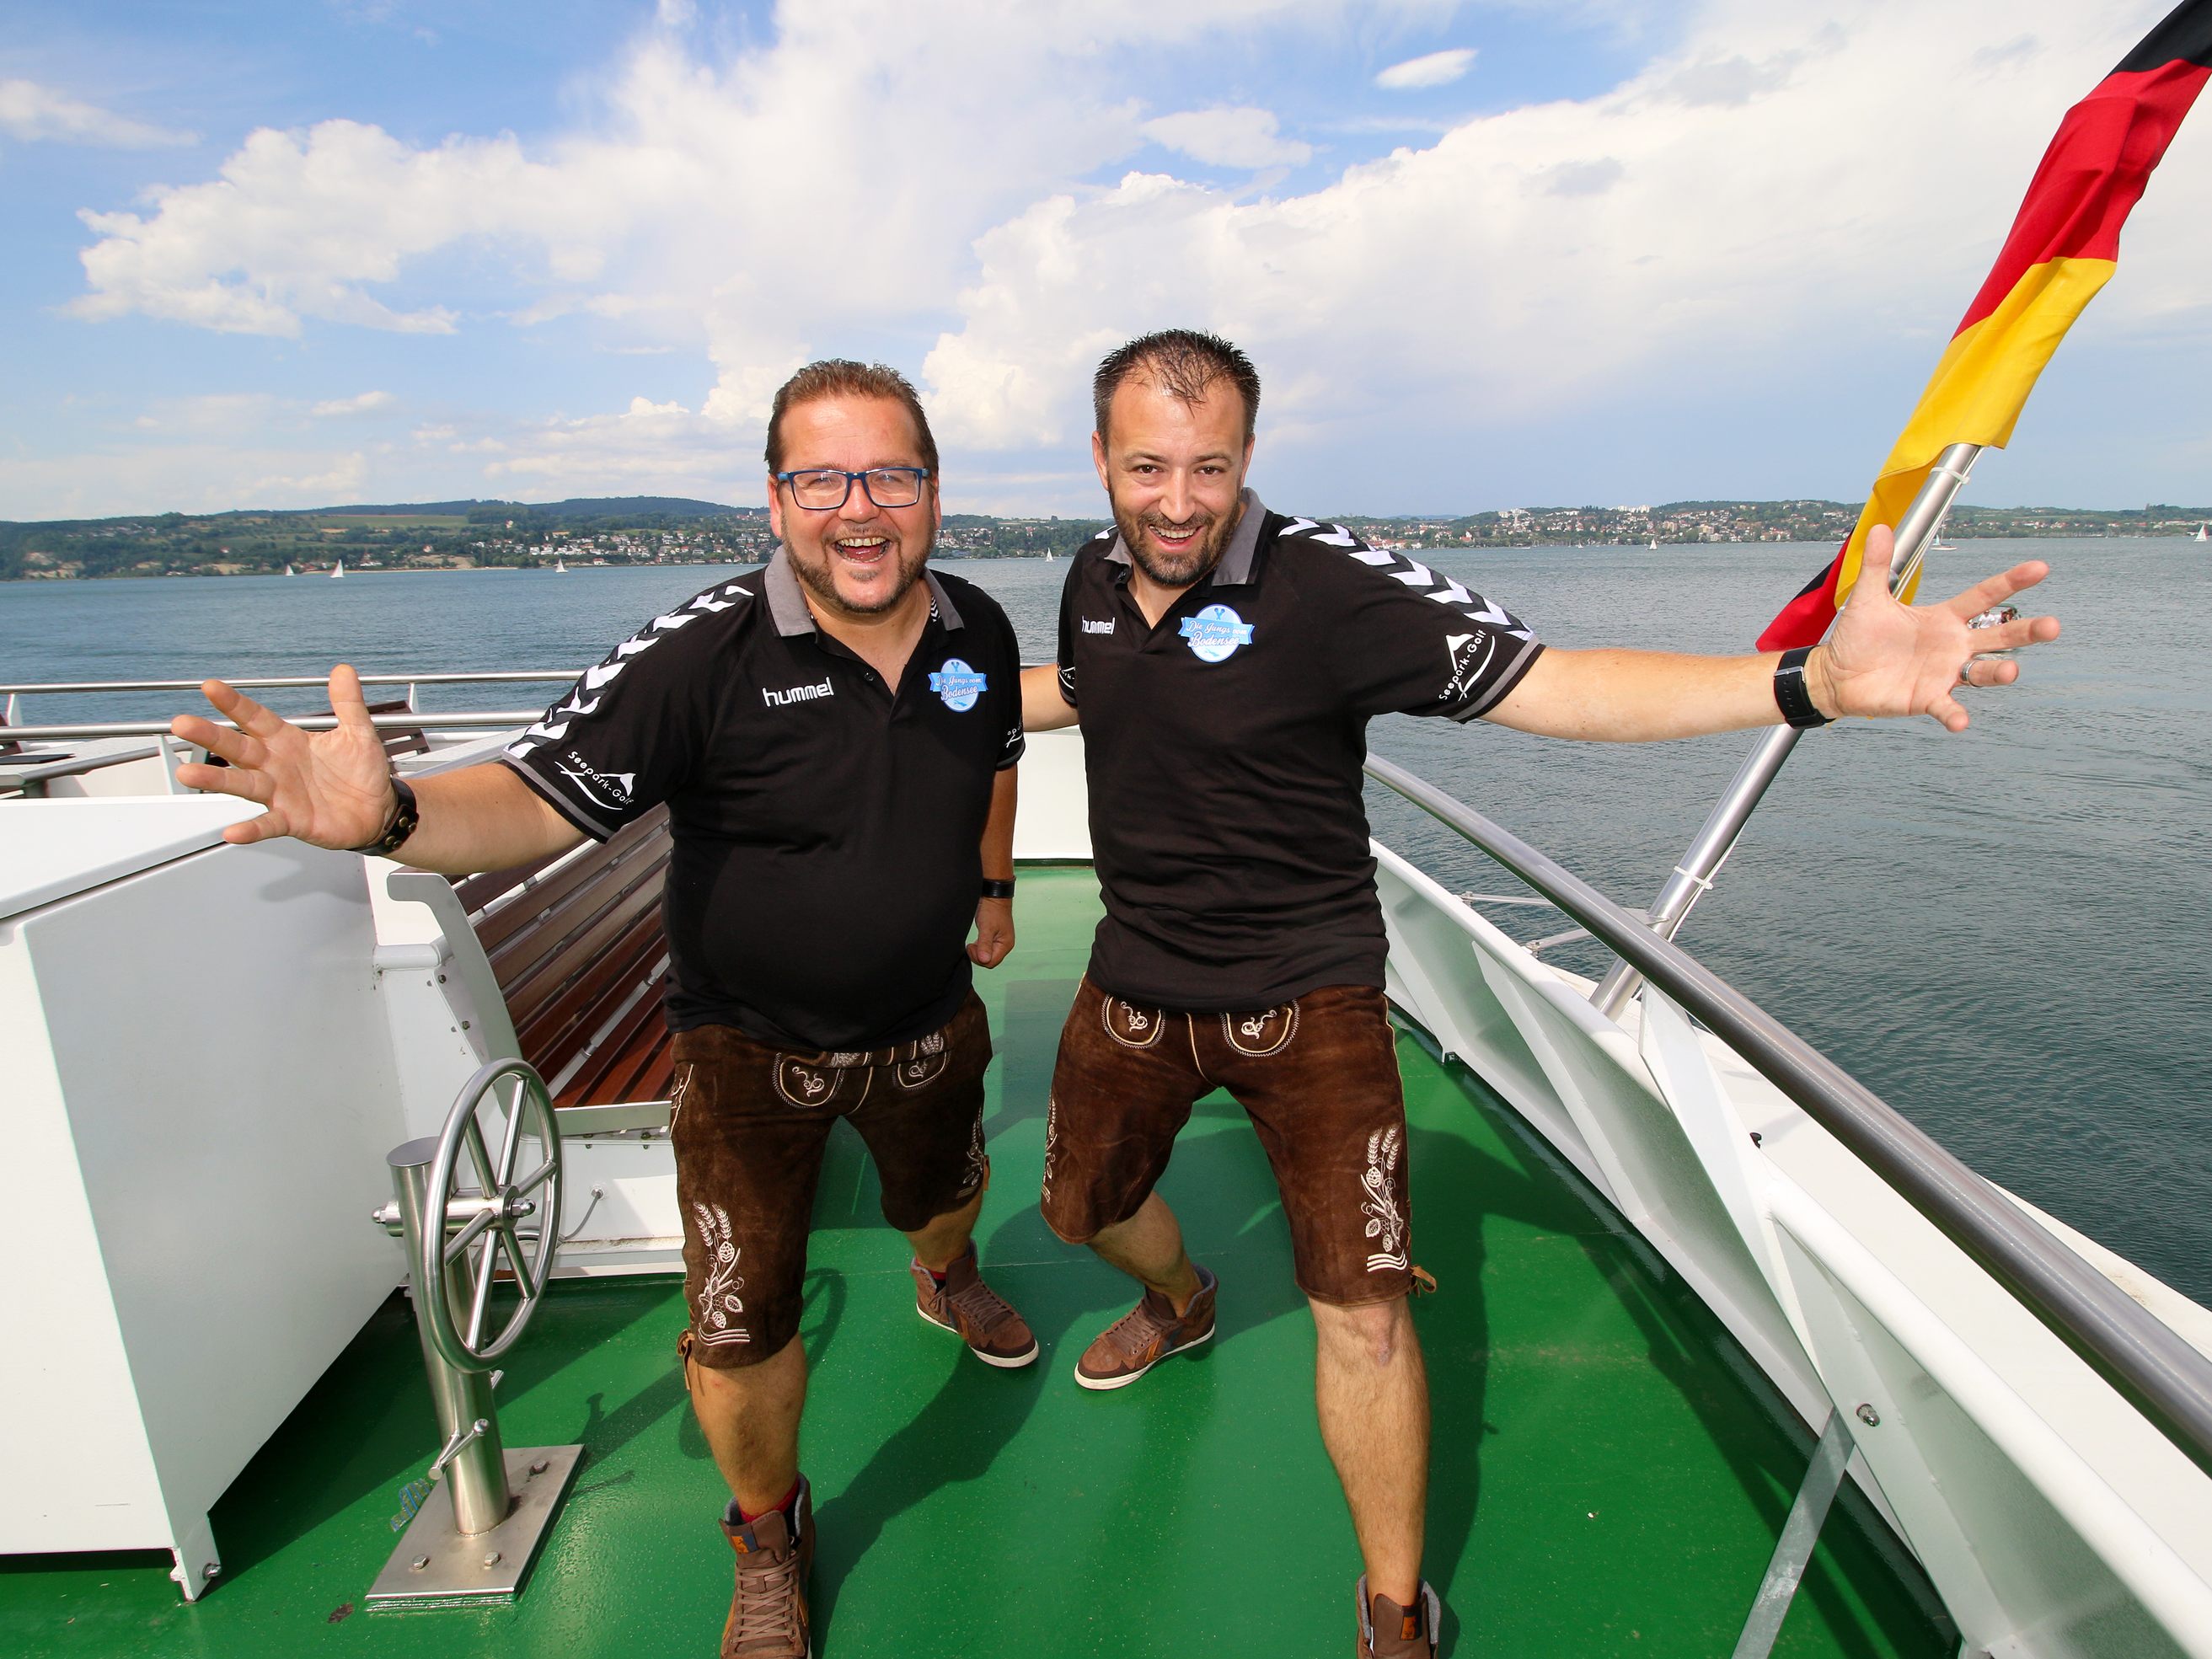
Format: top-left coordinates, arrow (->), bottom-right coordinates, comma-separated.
632,1046 -> 678,1103
592,1009 -> 673,1107
431,800 -> 683,1116
555,977 -> 670,1108
500,858 -> 667,1031
475,816 -> 668,958
515,907 -> 666,1080
452,843 -> 576,916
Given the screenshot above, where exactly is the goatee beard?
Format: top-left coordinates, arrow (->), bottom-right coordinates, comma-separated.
1113,498 -> 1240,591
790,539 -> 929,618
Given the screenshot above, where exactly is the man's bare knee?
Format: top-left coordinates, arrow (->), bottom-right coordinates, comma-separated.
1312,1295 -> 1414,1368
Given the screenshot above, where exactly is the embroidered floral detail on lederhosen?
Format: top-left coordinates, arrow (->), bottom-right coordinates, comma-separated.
892,1030 -> 949,1089
774,1057 -> 843,1109
669,1062 -> 694,1132
1221,1000 -> 1299,1058
1102,996 -> 1165,1049
690,1201 -> 751,1347
1041,1094 -> 1061,1201
1360,1127 -> 1408,1274
961,1109 -> 988,1194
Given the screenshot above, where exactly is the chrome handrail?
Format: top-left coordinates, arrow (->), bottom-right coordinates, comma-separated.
1363,752 -> 2212,1480
1,713 -> 545,743
0,672 -> 581,695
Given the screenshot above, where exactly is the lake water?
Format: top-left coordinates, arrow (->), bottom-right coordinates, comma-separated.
3,538 -> 2205,1302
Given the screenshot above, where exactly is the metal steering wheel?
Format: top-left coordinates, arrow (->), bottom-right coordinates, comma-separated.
418,1057 -> 564,1370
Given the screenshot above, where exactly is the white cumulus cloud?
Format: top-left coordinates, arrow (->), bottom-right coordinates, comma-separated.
1374,47 -> 1476,89
62,3 -> 1415,402
312,390 -> 397,417
0,79 -> 194,147
921,0 -> 2208,462
1142,107 -> 1314,169
46,0 -> 2209,512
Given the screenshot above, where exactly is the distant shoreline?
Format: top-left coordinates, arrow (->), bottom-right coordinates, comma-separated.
7,529 -> 2209,585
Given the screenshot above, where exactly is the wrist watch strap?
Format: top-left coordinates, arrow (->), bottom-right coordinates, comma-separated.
351,776 -> 420,857
979,877 -> 1016,901
1773,647 -> 1833,729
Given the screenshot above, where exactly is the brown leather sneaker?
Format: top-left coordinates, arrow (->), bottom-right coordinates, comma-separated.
913,1242 -> 1039,1368
720,1477 -> 813,1657
1356,1576 -> 1442,1659
1074,1264 -> 1218,1390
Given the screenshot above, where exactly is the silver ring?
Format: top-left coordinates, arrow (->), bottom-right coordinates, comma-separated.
1958,658 -> 1976,687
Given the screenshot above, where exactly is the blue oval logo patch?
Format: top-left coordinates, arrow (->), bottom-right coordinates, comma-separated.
929,658 -> 988,712
1179,603 -> 1253,664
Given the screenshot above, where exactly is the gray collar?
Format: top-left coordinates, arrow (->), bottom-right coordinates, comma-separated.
763,548 -> 964,638
1103,488 -> 1267,587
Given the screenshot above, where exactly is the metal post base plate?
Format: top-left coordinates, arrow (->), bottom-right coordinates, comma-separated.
364,1445 -> 584,1608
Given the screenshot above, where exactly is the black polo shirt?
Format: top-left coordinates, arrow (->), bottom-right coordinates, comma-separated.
1055,490 -> 1543,1010
502,553 -> 1024,1051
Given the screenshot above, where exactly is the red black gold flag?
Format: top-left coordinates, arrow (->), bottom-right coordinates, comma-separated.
1757,1 -> 2212,651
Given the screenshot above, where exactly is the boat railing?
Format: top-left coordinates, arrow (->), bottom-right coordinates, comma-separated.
1363,752 -> 2212,1480
1,744 -> 167,797
0,671 -> 581,744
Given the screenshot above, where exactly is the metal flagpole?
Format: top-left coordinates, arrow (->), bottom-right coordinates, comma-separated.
1588,441 -> 1985,1020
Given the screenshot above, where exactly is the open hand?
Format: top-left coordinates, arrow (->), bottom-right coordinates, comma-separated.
1814,524 -> 2061,730
170,664 -> 397,847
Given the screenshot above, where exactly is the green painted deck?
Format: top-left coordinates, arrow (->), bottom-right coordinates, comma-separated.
2,868 -> 1950,1657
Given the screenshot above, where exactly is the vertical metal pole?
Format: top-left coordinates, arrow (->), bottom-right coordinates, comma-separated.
388,1142 -> 513,1535
157,733 -> 184,796
1590,443 -> 1984,1019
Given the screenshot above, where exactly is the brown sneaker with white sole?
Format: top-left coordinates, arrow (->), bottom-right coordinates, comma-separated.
1356,1576 -> 1442,1659
720,1477 -> 813,1657
912,1242 -> 1039,1368
1074,1264 -> 1218,1390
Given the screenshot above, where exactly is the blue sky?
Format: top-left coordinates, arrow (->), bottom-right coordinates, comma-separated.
2,1 -> 2205,521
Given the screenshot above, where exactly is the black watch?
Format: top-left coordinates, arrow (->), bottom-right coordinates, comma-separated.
350,777 -> 420,857
1773,647 -> 1833,730
979,877 -> 1016,902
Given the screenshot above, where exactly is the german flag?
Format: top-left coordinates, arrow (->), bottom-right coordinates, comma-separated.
1758,1 -> 2212,651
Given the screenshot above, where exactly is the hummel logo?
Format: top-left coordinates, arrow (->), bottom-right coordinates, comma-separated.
1081,617 -> 1115,634
763,677 -> 834,708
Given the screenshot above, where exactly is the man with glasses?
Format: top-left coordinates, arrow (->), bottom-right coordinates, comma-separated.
171,361 -> 1035,1659
1021,329 -> 2058,1658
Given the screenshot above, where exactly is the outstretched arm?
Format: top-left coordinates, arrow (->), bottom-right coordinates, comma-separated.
171,665 -> 583,874
1021,663 -> 1079,730
1485,526 -> 2059,741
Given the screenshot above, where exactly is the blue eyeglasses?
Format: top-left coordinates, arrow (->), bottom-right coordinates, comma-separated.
774,467 -> 932,510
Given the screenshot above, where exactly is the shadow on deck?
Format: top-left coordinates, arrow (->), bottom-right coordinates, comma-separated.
0,870 -> 1949,1658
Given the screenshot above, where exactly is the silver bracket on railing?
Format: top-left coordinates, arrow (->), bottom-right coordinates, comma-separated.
1732,1409 -> 1857,1657
364,1059 -> 584,1608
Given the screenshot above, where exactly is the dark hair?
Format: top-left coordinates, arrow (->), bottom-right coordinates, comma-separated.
764,360 -> 940,476
1092,329 -> 1261,444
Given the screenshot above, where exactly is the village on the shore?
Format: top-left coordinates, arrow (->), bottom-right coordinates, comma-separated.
4,495 -> 2208,581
